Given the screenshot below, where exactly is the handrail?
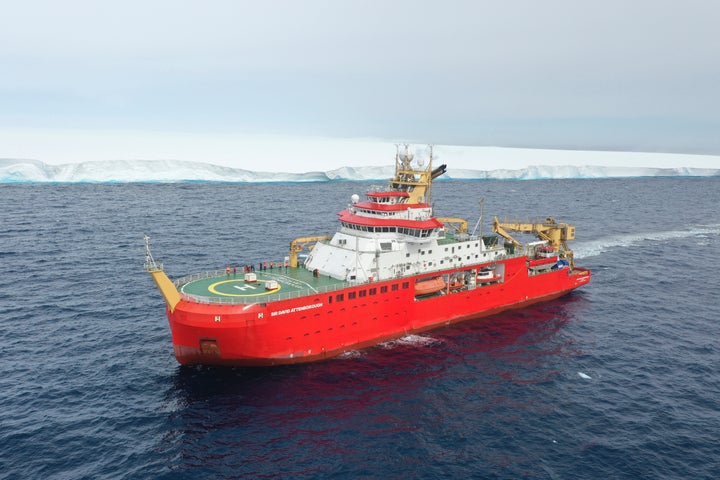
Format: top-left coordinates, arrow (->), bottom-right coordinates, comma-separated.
171,249 -> 525,306
177,277 -> 353,305
174,269 -> 228,288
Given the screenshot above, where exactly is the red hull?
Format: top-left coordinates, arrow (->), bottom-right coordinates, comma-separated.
164,256 -> 591,366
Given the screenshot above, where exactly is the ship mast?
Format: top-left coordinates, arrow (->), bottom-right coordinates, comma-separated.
390,144 -> 446,204
144,235 -> 162,272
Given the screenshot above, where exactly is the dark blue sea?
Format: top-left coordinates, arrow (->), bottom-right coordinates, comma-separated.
1,178 -> 719,479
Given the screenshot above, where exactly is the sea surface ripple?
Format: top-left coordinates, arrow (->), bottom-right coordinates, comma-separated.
1,178 -> 718,479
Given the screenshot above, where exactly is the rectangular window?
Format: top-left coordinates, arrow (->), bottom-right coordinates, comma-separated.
369,288 -> 377,295
402,282 -> 409,289
391,284 -> 399,291
349,291 -> 356,300
359,290 -> 367,298
336,293 -> 344,302
380,286 -> 388,293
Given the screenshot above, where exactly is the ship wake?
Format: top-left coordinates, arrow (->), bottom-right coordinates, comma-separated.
574,224 -> 720,259
380,334 -> 442,350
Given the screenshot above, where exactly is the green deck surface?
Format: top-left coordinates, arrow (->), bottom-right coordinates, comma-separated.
178,267 -> 349,304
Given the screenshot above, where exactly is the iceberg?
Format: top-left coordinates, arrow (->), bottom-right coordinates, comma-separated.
1,147 -> 718,183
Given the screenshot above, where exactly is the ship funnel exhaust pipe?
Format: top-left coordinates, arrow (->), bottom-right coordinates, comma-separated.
431,164 -> 447,179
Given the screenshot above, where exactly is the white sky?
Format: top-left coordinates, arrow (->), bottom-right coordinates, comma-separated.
1,0 -> 719,169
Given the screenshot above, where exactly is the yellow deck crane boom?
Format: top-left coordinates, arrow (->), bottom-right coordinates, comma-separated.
492,216 -> 577,267
436,217 -> 469,234
289,235 -> 333,268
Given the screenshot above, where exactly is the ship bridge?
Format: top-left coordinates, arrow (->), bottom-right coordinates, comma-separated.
302,145 -> 503,283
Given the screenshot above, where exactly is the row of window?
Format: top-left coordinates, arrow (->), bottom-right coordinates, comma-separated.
328,281 -> 410,303
355,207 -> 429,219
340,221 -> 436,237
355,208 -> 404,217
408,242 -> 480,257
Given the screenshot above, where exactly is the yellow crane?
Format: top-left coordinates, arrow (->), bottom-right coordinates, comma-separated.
492,216 -> 577,267
436,217 -> 469,234
289,235 -> 332,268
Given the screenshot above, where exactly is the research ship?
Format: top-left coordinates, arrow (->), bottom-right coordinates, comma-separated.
145,146 -> 591,366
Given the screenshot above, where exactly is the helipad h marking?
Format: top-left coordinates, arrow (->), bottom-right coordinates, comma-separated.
208,279 -> 281,297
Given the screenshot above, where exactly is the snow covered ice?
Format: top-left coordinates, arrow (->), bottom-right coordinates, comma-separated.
1,143 -> 718,183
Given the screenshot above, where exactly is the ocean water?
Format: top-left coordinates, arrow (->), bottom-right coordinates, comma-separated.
1,178 -> 719,479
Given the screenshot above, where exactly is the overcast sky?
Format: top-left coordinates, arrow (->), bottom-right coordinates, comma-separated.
1,0 -> 719,166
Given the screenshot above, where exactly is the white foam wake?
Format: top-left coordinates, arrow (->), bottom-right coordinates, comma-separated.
574,225 -> 720,258
380,334 -> 441,349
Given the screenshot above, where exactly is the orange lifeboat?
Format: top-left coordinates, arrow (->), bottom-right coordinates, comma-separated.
414,277 -> 446,296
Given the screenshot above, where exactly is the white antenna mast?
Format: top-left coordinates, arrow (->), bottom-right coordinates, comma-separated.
144,235 -> 162,272
471,199 -> 485,237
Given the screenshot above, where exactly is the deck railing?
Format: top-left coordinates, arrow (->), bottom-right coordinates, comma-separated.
172,249 -> 524,306
175,273 -> 353,305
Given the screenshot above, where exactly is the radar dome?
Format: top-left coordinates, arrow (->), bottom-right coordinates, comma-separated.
399,149 -> 414,163
351,194 -> 360,204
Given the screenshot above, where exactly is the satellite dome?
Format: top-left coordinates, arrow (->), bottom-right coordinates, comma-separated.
399,150 -> 414,163
351,194 -> 360,204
